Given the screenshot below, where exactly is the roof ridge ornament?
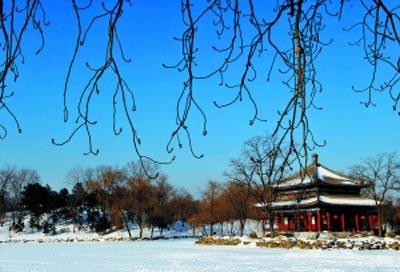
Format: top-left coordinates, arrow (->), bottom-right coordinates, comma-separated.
312,153 -> 319,166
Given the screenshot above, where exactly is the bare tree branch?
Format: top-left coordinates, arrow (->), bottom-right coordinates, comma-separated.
52,0 -> 174,178
349,0 -> 400,112
0,0 -> 48,140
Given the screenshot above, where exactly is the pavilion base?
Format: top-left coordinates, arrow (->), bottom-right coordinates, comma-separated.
260,207 -> 378,233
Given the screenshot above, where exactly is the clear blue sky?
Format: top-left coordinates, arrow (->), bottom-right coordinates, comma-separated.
1,1 -> 399,194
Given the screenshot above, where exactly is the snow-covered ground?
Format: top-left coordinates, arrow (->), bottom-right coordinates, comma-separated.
0,239 -> 399,272
0,213 -> 259,242
0,214 -> 197,243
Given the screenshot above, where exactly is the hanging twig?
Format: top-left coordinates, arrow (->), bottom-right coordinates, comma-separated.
0,0 -> 48,140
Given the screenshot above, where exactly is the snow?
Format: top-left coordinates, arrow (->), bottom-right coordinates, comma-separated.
317,166 -> 348,180
279,176 -> 313,188
257,197 -> 318,208
317,166 -> 361,185
0,214 -> 262,242
319,195 -> 376,206
278,166 -> 363,188
0,215 -> 194,243
0,240 -> 399,272
266,195 -> 376,208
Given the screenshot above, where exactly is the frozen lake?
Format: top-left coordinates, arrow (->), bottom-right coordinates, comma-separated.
0,240 -> 399,272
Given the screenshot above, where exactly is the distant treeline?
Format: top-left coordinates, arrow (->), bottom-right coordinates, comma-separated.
1,136 -> 400,238
0,162 -> 258,237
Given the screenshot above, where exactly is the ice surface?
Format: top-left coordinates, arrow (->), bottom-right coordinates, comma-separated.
0,240 -> 399,272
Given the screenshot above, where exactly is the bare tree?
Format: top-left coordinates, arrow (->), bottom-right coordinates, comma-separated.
86,166 -> 134,235
0,166 -> 17,224
170,189 -> 198,224
223,180 -> 255,237
227,135 -> 287,233
201,180 -> 222,235
147,176 -> 176,238
128,176 -> 153,239
351,153 -> 400,237
66,166 -> 95,232
186,201 -> 203,236
8,168 -> 39,228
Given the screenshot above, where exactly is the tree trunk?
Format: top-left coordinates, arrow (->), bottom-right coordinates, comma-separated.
269,213 -> 274,234
11,209 -> 16,227
295,211 -> 301,231
139,224 -> 143,239
51,212 -> 56,234
192,226 -> 196,236
73,216 -> 76,233
239,220 -> 245,237
220,222 -> 223,236
210,223 -> 214,236
377,207 -> 383,237
73,209 -> 77,233
262,210 -> 268,236
150,226 -> 154,239
121,211 -> 132,239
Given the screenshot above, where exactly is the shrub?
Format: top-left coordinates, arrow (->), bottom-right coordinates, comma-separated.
196,237 -> 241,246
386,231 -> 396,238
94,216 -> 111,233
42,221 -> 50,234
11,221 -> 24,232
249,231 -> 258,239
389,242 -> 400,250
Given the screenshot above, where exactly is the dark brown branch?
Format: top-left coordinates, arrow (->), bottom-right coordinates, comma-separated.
0,0 -> 47,141
54,0 -> 173,179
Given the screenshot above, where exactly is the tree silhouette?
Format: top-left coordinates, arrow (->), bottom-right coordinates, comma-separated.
350,153 -> 400,237
0,0 -> 398,174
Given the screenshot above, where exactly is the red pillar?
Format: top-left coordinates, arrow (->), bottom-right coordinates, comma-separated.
341,214 -> 345,231
276,215 -> 281,231
355,214 -> 360,232
368,215 -> 373,232
307,213 -> 312,232
326,212 -> 331,231
280,215 -> 285,231
317,210 -> 321,232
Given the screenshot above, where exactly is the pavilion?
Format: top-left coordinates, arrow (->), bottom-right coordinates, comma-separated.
258,154 -> 378,232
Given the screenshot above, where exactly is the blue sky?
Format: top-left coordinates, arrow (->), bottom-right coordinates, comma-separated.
1,1 -> 399,194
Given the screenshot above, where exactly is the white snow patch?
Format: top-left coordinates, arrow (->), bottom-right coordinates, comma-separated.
317,166 -> 362,185
319,195 -> 376,206
279,176 -> 313,188
258,197 -> 318,208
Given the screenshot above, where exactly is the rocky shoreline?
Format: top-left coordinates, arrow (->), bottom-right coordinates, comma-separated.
196,233 -> 400,250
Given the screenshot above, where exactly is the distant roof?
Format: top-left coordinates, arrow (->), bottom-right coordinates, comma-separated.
277,163 -> 369,189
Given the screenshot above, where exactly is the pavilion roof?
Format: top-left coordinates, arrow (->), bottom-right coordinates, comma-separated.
276,158 -> 370,190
